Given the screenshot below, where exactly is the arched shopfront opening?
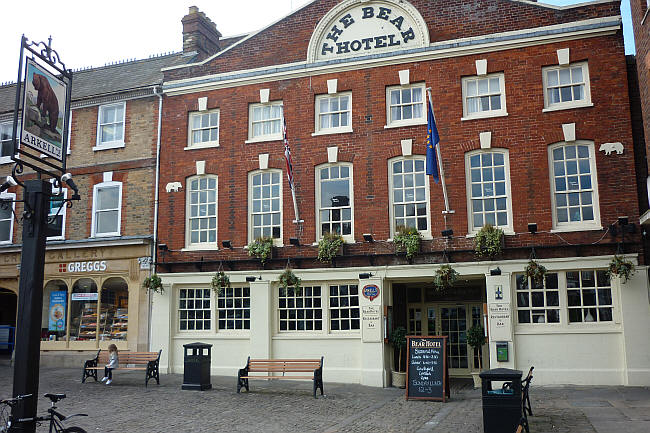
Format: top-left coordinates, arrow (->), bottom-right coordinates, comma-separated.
70,278 -> 99,341
101,277 -> 129,341
0,288 -> 17,326
41,280 -> 68,341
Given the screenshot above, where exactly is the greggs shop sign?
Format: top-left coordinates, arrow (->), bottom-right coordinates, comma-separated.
311,1 -> 429,61
59,261 -> 108,273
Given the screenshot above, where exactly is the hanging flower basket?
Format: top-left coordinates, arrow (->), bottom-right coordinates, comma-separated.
318,232 -> 344,263
607,255 -> 635,284
474,224 -> 504,259
142,273 -> 163,294
434,264 -> 459,291
248,236 -> 274,265
394,225 -> 421,260
525,259 -> 547,286
211,271 -> 231,296
278,268 -> 302,295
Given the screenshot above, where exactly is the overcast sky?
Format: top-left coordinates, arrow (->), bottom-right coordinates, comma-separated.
0,0 -> 634,84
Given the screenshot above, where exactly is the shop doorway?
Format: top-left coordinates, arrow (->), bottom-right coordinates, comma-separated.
0,288 -> 17,326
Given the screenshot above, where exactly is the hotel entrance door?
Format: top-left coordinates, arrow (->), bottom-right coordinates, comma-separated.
407,303 -> 483,376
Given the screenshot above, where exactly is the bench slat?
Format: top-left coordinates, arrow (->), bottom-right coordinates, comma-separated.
249,359 -> 321,363
241,376 -> 315,380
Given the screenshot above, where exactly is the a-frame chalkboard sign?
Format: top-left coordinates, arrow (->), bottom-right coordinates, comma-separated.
405,336 -> 450,401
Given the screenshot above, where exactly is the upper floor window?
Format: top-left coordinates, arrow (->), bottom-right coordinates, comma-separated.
96,102 -> 125,150
0,193 -> 15,244
549,142 -> 600,230
542,62 -> 591,111
187,175 -> 218,248
389,157 -> 429,236
314,93 -> 352,135
1,121 -> 19,163
248,102 -> 283,142
91,181 -> 122,237
249,170 -> 282,243
462,73 -> 507,119
465,150 -> 512,233
317,164 -> 353,241
386,84 -> 426,128
48,187 -> 67,240
188,110 -> 219,148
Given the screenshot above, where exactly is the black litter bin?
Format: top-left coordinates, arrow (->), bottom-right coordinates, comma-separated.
182,342 -> 212,391
479,368 -> 523,433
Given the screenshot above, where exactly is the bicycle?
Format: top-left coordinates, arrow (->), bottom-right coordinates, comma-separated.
1,393 -> 88,433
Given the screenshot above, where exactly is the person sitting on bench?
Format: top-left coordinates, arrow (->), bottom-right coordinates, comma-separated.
101,344 -> 119,385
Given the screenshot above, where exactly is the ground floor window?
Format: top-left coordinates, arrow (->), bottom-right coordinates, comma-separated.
278,286 -> 322,331
69,278 -> 99,341
515,273 -> 560,324
179,288 -> 211,331
329,284 -> 360,331
566,270 -> 612,323
42,280 -> 68,341
100,277 -> 129,340
217,286 -> 250,330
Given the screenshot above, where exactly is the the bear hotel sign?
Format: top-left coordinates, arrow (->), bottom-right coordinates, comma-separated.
309,0 -> 429,62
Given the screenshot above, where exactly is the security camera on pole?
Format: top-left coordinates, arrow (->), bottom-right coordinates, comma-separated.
7,36 -> 77,433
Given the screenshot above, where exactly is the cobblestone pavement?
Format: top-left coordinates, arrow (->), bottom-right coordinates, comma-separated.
1,365 -> 649,432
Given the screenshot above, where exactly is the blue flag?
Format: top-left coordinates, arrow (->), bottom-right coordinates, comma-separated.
425,97 -> 440,183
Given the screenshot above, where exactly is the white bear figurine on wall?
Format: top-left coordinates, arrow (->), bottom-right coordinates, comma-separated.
166,182 -> 182,193
599,142 -> 624,155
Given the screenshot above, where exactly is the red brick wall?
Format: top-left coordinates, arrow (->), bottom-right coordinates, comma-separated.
157,32 -> 641,268
630,0 -> 650,194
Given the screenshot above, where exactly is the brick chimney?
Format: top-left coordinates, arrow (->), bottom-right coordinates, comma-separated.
182,6 -> 222,60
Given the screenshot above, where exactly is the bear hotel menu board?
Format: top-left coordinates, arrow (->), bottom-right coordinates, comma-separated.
406,336 -> 449,401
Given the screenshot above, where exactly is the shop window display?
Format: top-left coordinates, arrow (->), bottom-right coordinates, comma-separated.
41,280 -> 68,341
101,277 -> 129,340
69,278 -> 99,341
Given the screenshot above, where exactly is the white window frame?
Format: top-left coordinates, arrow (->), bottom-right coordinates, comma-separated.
388,156 -> 431,239
0,120 -> 19,165
277,284 -> 324,333
464,149 -> 514,235
248,169 -> 283,246
461,73 -> 508,120
542,62 -> 592,112
47,186 -> 67,241
548,141 -> 601,232
91,180 -> 122,238
0,192 -> 16,245
216,285 -> 251,332
385,83 -> 427,128
66,110 -> 72,155
177,287 -> 213,333
94,102 -> 126,150
315,163 -> 354,242
185,175 -> 219,250
246,101 -> 283,143
328,283 -> 361,332
313,92 -> 352,136
186,109 -> 220,150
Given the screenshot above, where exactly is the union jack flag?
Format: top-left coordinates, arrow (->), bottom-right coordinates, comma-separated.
283,119 -> 295,191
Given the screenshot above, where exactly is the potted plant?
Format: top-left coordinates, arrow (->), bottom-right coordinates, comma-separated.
211,271 -> 230,296
525,259 -> 547,286
394,225 -> 421,260
607,255 -> 635,283
466,324 -> 486,388
318,232 -> 344,263
474,224 -> 504,259
248,236 -> 274,265
434,264 -> 459,291
142,273 -> 163,294
278,268 -> 302,295
389,326 -> 407,388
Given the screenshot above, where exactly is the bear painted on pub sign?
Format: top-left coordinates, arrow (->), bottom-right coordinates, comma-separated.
20,58 -> 67,161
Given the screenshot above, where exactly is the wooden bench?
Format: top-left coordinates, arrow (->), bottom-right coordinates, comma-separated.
237,357 -> 324,398
0,326 -> 14,354
82,349 -> 162,386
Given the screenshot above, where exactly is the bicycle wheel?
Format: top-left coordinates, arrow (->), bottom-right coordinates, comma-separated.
62,427 -> 87,433
0,406 -> 9,433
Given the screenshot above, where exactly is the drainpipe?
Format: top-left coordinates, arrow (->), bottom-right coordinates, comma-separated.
149,85 -> 163,351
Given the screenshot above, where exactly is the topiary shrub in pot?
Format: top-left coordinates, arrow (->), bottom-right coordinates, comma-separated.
389,326 -> 408,388
466,324 -> 486,388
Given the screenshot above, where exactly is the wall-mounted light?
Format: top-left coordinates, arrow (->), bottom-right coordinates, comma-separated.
61,173 -> 80,200
363,233 -> 374,242
441,229 -> 453,238
246,276 -> 261,282
359,272 -> 373,279
618,216 -> 629,226
289,237 -> 300,246
490,267 -> 501,276
158,243 -> 168,251
528,223 -> 537,234
222,240 -> 232,249
0,176 -> 17,194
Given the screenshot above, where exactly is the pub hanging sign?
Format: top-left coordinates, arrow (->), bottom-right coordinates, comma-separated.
12,36 -> 72,177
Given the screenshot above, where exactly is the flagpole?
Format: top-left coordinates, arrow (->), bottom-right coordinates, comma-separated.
426,88 -> 454,216
290,186 -> 301,224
